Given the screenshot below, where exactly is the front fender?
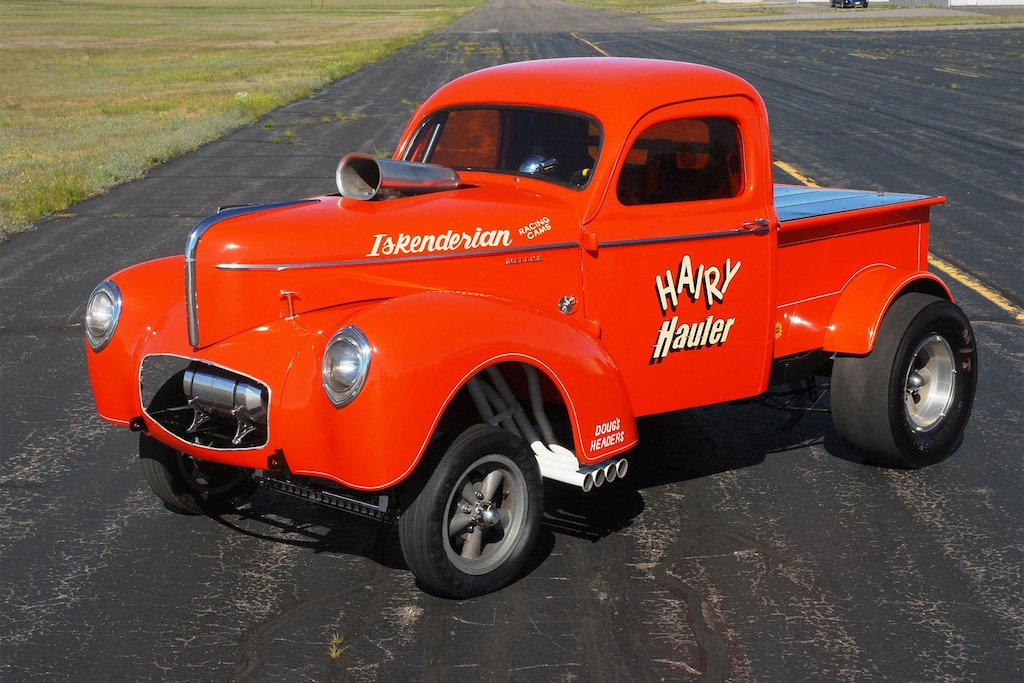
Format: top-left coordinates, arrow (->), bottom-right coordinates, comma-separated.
824,266 -> 952,355
86,256 -> 184,425
280,292 -> 638,490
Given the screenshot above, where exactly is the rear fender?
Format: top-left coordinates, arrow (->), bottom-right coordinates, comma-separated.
824,266 -> 952,356
282,292 -> 638,490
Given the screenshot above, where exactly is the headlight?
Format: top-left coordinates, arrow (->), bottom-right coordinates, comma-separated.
322,326 -> 371,407
85,281 -> 122,351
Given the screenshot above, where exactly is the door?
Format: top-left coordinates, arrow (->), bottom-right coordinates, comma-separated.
582,98 -> 775,416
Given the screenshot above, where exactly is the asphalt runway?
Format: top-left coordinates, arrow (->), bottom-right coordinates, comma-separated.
2,1 -> 1022,680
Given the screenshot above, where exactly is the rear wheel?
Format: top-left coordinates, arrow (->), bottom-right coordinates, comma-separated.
140,434 -> 256,514
398,425 -> 543,598
832,293 -> 977,468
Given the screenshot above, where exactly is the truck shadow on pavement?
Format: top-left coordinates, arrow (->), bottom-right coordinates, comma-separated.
208,493 -> 408,570
201,395 -> 862,579
540,389 -> 884,541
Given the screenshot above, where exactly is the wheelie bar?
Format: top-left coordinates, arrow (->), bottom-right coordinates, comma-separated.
257,472 -> 396,523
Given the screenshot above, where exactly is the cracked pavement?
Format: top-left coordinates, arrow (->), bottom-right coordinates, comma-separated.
2,1 -> 1022,680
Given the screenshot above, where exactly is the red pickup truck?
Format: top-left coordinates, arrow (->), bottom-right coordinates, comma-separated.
85,58 -> 976,598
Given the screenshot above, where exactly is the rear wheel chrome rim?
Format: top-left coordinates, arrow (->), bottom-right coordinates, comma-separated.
903,334 -> 956,432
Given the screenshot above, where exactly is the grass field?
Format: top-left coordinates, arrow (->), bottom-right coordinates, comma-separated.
1,0 -> 1017,238
0,0 -> 482,238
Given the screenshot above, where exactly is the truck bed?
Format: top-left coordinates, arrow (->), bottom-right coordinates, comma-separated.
774,185 -> 943,227
771,184 -> 946,359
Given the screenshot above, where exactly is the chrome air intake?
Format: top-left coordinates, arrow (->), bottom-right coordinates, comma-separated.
141,355 -> 269,449
337,153 -> 461,200
182,364 -> 268,446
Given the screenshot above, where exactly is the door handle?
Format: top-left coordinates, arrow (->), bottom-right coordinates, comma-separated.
742,218 -> 771,232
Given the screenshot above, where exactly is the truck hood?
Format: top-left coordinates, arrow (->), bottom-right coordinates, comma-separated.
186,184 -> 582,348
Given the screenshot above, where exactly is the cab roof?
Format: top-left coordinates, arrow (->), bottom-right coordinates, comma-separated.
416,58 -> 763,130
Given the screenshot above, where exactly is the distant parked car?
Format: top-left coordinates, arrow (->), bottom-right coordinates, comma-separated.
831,0 -> 868,7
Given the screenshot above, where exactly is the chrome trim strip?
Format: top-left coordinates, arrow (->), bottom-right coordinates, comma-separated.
215,241 -> 580,271
185,200 -> 318,347
597,225 -> 769,249
213,226 -> 767,272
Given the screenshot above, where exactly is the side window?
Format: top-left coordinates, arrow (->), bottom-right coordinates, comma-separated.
430,109 -> 501,168
617,117 -> 743,206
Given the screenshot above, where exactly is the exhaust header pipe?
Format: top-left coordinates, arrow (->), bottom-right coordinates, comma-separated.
532,443 -> 628,493
336,153 -> 461,200
466,368 -> 630,493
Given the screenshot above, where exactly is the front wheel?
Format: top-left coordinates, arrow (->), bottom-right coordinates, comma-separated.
398,425 -> 543,598
139,434 -> 256,514
831,293 -> 977,468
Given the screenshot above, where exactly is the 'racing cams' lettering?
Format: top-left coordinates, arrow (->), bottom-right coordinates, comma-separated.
367,227 -> 512,257
517,216 -> 552,240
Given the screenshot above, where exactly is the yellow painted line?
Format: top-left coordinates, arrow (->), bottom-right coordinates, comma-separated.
934,67 -> 981,79
773,159 -> 820,187
773,159 -> 1024,322
571,32 -> 610,57
928,255 -> 1024,322
849,51 -> 886,61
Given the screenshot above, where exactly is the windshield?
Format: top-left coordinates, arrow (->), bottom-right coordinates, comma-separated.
403,108 -> 601,188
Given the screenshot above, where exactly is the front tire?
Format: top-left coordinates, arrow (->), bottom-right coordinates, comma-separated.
140,434 -> 256,514
398,425 -> 543,598
832,293 -> 977,468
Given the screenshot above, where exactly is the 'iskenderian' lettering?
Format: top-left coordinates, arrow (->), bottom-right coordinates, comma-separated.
367,227 -> 512,257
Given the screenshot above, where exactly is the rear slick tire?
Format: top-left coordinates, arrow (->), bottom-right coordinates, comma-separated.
831,293 -> 977,468
398,425 -> 543,599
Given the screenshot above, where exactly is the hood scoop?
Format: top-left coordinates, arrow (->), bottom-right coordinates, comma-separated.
336,153 -> 461,201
